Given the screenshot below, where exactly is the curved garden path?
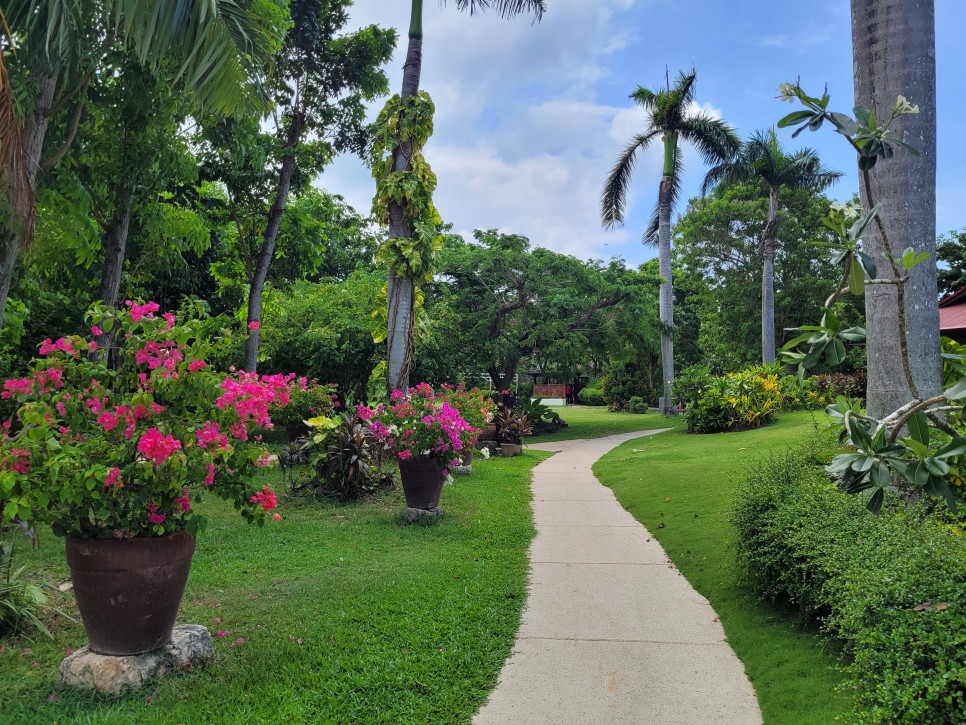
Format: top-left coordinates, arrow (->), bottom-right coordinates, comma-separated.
475,431 -> 762,725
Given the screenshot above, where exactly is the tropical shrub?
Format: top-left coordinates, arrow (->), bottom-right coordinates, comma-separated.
515,398 -> 566,436
734,441 -> 966,723
0,534 -> 49,638
577,381 -> 605,406
303,413 -> 394,501
436,384 -> 496,438
0,301 -> 294,539
673,365 -> 781,433
268,380 -> 339,432
602,361 -> 655,410
627,396 -> 649,414
495,407 -> 532,444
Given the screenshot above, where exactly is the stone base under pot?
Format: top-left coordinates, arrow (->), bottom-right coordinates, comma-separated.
58,624 -> 214,695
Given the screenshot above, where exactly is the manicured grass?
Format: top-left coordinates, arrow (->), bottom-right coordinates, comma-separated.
592,410 -> 852,724
0,452 -> 549,723
528,405 -> 681,443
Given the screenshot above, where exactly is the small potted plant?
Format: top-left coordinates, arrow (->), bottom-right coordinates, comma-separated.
496,407 -> 532,456
358,383 -> 474,512
0,300 -> 298,656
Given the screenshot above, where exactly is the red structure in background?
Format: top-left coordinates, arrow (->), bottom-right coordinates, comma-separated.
939,287 -> 966,344
534,384 -> 566,399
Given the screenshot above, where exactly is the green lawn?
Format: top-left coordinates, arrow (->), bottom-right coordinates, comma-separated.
0,452 -> 549,723
591,410 -> 852,724
528,404 -> 681,443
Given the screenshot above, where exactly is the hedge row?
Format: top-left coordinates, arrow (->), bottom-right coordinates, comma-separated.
734,442 -> 966,723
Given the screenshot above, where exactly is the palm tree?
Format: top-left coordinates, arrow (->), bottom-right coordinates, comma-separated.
703,129 -> 840,363
385,0 -> 547,393
0,0 -> 284,328
851,0 -> 940,418
601,69 -> 739,412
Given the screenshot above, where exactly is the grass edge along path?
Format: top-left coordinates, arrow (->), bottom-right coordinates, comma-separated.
0,452 -> 549,724
528,405 -> 682,443
591,410 -> 851,724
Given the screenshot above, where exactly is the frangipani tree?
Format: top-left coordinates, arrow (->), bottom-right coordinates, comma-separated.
379,0 -> 547,393
703,129 -> 840,363
601,69 -> 738,412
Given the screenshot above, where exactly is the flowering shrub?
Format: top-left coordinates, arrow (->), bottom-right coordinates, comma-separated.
357,383 -> 474,472
0,300 -> 299,539
436,384 -> 495,439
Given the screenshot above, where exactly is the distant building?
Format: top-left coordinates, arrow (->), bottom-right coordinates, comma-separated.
939,287 -> 966,344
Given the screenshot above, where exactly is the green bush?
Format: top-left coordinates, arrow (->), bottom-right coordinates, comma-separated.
627,396 -> 649,414
577,386 -> 605,406
673,365 -> 781,433
734,442 -> 966,723
601,361 -> 655,410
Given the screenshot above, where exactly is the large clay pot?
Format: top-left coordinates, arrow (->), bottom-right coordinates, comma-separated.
500,443 -> 523,457
398,457 -> 445,510
461,449 -> 474,466
66,532 -> 196,656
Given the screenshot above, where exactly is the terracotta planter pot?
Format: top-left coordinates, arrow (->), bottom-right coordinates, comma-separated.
461,449 -> 474,466
66,532 -> 196,656
398,457 -> 445,510
500,443 -> 523,457
481,423 -> 497,442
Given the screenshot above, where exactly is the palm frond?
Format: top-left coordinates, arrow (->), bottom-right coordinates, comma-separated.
785,148 -> 842,192
630,85 -> 657,113
677,113 -> 740,166
601,130 -> 659,229
111,0 -> 286,115
452,0 -> 547,20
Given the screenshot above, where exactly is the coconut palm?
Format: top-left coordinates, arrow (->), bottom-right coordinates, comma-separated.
0,0 -> 285,328
385,0 -> 547,393
851,0 -> 940,418
703,129 -> 841,363
601,69 -> 739,412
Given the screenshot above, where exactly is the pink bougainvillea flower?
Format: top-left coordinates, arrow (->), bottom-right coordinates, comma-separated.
125,300 -> 160,322
91,325 -> 103,337
249,486 -> 278,512
204,463 -> 216,487
272,512 -> 281,521
104,468 -> 123,488
188,359 -> 207,374
137,428 -> 182,465
248,321 -> 260,331
147,512 -> 166,525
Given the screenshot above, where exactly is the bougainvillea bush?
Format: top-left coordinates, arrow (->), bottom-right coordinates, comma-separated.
0,300 -> 299,540
436,383 -> 495,440
357,383 -> 475,472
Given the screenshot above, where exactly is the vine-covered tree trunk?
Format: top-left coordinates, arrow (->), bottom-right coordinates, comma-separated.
760,185 -> 780,364
851,0 -> 940,418
0,73 -> 56,329
385,1 -> 424,393
657,137 -> 676,413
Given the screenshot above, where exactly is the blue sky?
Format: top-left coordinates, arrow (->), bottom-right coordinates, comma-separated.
323,0 -> 965,268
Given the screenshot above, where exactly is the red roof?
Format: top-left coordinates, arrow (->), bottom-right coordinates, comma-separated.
941,304 -> 966,332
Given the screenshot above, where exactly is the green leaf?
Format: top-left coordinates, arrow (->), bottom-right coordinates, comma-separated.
848,257 -> 865,295
777,110 -> 816,128
825,337 -> 846,367
866,488 -> 884,514
934,438 -> 966,459
858,251 -> 877,279
907,411 -> 930,446
944,379 -> 966,400
840,326 -> 867,342
853,105 -> 873,128
828,112 -> 859,136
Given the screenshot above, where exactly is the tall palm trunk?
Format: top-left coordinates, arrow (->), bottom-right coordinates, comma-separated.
657,133 -> 676,413
0,72 -> 57,328
385,0 -> 424,393
760,185 -> 780,364
851,0 -> 939,418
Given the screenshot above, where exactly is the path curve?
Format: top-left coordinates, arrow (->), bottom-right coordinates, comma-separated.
475,430 -> 762,725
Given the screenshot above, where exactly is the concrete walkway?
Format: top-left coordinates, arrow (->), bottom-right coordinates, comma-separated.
475,431 -> 762,725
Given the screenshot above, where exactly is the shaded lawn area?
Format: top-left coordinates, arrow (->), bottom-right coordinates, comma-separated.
592,410 -> 852,724
0,452 -> 549,723
528,405 -> 682,443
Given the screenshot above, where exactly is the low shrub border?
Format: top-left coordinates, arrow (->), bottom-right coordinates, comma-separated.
734,441 -> 966,723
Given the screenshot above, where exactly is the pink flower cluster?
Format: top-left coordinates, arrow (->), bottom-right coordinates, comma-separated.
2,448 -> 31,474
134,340 -> 185,378
137,428 -> 182,465
2,367 -> 66,399
104,468 -> 123,488
39,337 -> 83,357
215,372 -> 295,428
147,503 -> 165,525
249,486 -> 278,512
196,421 -> 228,451
125,300 -> 160,322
